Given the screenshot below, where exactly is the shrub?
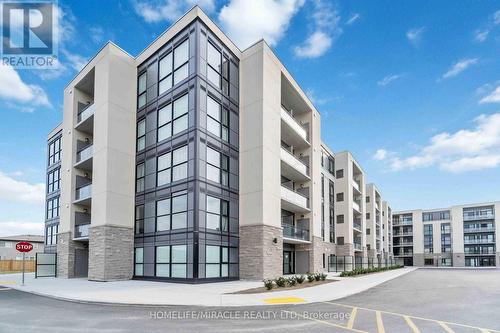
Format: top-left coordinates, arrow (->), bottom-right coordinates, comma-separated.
320,273 -> 327,281
314,273 -> 321,281
340,264 -> 403,277
275,276 -> 287,287
263,279 -> 274,290
307,273 -> 315,282
296,275 -> 305,284
288,276 -> 297,286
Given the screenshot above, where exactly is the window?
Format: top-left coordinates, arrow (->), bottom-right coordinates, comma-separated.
206,196 -> 229,232
136,163 -> 145,192
366,196 -> 370,203
46,197 -> 59,219
48,137 -> 61,166
328,157 -> 335,174
329,181 -> 334,205
158,94 -> 189,142
156,246 -> 170,277
135,205 -> 144,234
366,213 -> 370,220
366,228 -> 371,235
137,119 -> 146,151
157,145 -> 188,186
135,248 -> 144,276
321,174 -> 325,198
336,215 -> 344,224
337,237 -> 344,245
336,193 -> 344,202
206,245 -> 229,278
173,39 -> 189,85
207,96 -> 229,141
171,245 -> 187,277
206,147 -> 229,186
138,72 -> 147,108
441,258 -> 452,266
207,42 -> 221,88
156,193 -> 188,231
45,225 -> 58,245
335,169 -> 344,178
423,210 -> 450,221
329,208 -> 335,243
424,259 -> 434,266
47,168 -> 60,193
158,52 -> 172,94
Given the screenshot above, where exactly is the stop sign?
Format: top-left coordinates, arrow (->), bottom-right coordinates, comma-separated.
16,242 -> 33,253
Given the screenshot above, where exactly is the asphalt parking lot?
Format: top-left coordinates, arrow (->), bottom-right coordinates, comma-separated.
1,268 -> 499,332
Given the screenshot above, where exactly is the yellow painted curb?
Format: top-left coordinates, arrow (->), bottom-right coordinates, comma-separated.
263,297 -> 306,304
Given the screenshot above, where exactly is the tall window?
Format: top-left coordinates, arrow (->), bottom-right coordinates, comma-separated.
173,39 -> 189,85
207,42 -> 221,88
135,248 -> 144,276
137,119 -> 146,151
45,225 -> 58,245
48,137 -> 61,166
156,246 -> 170,277
329,208 -> 335,243
424,224 -> 433,253
157,145 -> 188,186
135,205 -> 144,234
158,94 -> 189,141
171,245 -> 187,277
206,147 -> 229,186
206,245 -> 229,278
156,192 -> 188,231
158,52 -> 173,94
47,168 -> 60,193
136,163 -> 145,192
207,96 -> 229,141
46,197 -> 59,219
206,196 -> 229,232
138,72 -> 147,108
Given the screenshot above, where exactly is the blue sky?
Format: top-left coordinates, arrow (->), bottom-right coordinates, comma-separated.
1,0 -> 499,235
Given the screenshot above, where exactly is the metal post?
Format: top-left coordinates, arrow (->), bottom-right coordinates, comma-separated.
22,252 -> 25,286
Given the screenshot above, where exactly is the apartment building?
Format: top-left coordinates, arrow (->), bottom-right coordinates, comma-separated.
333,151 -> 367,261
393,202 -> 500,267
42,6 -> 392,282
365,184 -> 392,260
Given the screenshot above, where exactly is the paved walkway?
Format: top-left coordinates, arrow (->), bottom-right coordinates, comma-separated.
0,267 -> 416,306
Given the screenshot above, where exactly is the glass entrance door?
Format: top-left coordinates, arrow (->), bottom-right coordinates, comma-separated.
283,251 -> 295,274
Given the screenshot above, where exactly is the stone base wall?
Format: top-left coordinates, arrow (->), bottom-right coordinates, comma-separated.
413,253 -> 425,266
239,225 -> 282,280
305,237 -> 336,273
56,232 -> 86,278
88,225 -> 134,281
335,244 -> 353,257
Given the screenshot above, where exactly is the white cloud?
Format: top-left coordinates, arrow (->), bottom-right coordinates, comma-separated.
62,50 -> 88,72
346,13 -> 360,25
133,0 -> 216,23
0,64 -> 51,107
474,29 -> 489,42
442,58 -> 478,79
0,221 -> 44,237
0,171 -> 45,204
373,149 -> 388,161
377,74 -> 403,87
494,10 -> 500,25
219,0 -> 304,50
294,0 -> 341,58
305,88 -> 329,106
378,113 -> 500,173
406,27 -> 425,45
479,86 -> 500,104
294,31 -> 332,58
89,26 -> 105,44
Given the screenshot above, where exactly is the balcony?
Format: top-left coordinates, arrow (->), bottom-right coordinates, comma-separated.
281,185 -> 310,213
280,147 -> 310,181
393,220 -> 413,226
74,144 -> 93,170
463,213 -> 495,221
74,223 -> 90,239
354,242 -> 362,251
75,103 -> 95,134
395,251 -> 413,257
393,242 -> 413,247
394,232 -> 413,237
352,201 -> 361,213
352,180 -> 361,193
280,107 -> 309,148
375,202 -> 380,211
463,226 -> 495,233
464,238 -> 495,244
74,184 -> 92,205
353,218 -> 362,232
282,224 -> 310,243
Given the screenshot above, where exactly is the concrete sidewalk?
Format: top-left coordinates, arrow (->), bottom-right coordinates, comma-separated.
0,267 -> 417,306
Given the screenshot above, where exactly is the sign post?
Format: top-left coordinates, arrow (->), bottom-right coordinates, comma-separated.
15,242 -> 33,286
